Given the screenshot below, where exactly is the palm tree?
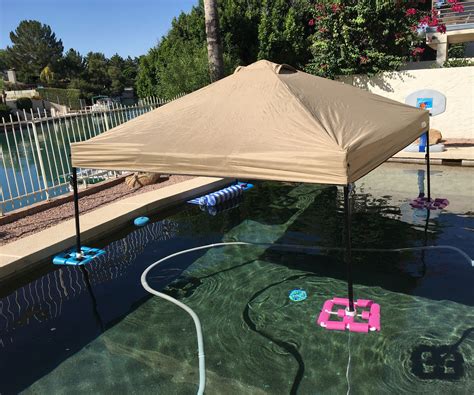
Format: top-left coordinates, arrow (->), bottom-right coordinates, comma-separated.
204,0 -> 224,82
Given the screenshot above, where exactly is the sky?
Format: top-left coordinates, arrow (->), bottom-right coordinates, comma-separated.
0,0 -> 198,58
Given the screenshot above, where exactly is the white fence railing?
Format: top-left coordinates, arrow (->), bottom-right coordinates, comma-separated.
0,96 -> 182,214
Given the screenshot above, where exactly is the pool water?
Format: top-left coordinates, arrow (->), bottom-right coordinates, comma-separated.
0,163 -> 473,394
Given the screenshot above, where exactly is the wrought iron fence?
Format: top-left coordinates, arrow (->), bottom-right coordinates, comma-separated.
0,96 -> 182,214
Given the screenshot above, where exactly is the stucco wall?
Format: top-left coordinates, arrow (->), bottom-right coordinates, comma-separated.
5,89 -> 38,100
340,67 -> 474,139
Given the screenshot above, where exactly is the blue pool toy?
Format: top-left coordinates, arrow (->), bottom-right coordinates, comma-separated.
188,182 -> 254,206
289,289 -> 307,302
134,216 -> 150,227
53,246 -> 106,266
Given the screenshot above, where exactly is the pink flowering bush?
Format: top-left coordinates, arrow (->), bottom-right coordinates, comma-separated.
304,0 -> 453,78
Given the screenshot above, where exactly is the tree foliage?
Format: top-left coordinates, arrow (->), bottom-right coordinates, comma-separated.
58,49 -> 85,81
40,65 -> 54,83
137,5 -> 212,98
137,0 -> 452,95
137,0 -> 309,98
1,20 -> 140,102
0,49 -> 8,72
2,2 -> 453,102
258,0 -> 310,67
5,20 -> 64,83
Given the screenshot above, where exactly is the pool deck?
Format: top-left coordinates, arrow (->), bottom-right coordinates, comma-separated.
0,177 -> 229,281
390,145 -> 474,166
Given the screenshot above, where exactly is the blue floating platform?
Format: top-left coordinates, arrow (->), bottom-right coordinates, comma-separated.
53,246 -> 106,266
188,182 -> 254,206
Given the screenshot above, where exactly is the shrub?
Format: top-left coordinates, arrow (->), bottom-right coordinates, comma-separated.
304,1 -> 450,78
0,103 -> 11,120
16,97 -> 33,110
36,87 -> 82,109
443,58 -> 474,68
448,43 -> 465,59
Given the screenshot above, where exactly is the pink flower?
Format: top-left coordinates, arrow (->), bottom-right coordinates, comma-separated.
451,4 -> 464,12
437,24 -> 447,33
318,27 -> 328,33
331,4 -> 341,13
359,56 -> 369,64
419,15 -> 430,25
412,47 -> 425,56
447,0 -> 464,12
406,8 -> 417,16
308,19 -> 315,26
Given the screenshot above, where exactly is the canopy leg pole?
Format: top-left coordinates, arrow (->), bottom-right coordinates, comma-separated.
344,185 -> 355,312
71,167 -> 82,260
425,130 -> 431,201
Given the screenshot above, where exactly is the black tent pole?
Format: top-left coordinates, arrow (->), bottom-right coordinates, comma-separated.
344,185 -> 355,312
425,130 -> 431,201
71,167 -> 82,260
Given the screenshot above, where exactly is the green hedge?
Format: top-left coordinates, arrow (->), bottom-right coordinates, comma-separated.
0,103 -> 10,120
36,87 -> 82,109
443,58 -> 474,68
16,97 -> 33,111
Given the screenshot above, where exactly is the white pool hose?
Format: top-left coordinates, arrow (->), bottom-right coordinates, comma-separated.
141,242 -> 250,395
141,242 -> 473,394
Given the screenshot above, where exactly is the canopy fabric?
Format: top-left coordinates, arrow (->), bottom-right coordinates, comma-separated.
71,60 -> 429,185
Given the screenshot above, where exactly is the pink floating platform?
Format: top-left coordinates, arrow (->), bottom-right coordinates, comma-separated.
316,298 -> 381,333
410,197 -> 449,210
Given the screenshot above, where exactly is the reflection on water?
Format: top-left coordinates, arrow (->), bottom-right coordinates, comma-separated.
410,328 -> 474,381
0,164 -> 472,394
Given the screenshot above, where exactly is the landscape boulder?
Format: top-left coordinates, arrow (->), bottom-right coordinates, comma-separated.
415,128 -> 442,145
125,172 -> 167,189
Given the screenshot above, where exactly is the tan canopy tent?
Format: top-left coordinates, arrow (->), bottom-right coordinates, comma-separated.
67,59 -> 433,316
71,60 -> 429,185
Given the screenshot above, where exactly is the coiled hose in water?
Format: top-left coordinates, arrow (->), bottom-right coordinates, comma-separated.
141,242 -> 473,394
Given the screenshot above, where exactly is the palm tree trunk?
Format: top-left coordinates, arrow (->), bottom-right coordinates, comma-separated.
204,0 -> 224,82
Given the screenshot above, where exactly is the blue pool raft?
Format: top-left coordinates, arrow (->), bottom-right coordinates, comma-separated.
188,182 -> 254,207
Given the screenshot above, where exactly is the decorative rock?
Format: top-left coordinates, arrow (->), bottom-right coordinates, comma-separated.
415,129 -> 442,146
125,172 -> 167,189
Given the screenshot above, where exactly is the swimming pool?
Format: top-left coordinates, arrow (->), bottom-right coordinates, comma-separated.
1,163 -> 473,394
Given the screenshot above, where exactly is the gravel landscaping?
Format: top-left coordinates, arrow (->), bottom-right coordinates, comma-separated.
0,175 -> 193,246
